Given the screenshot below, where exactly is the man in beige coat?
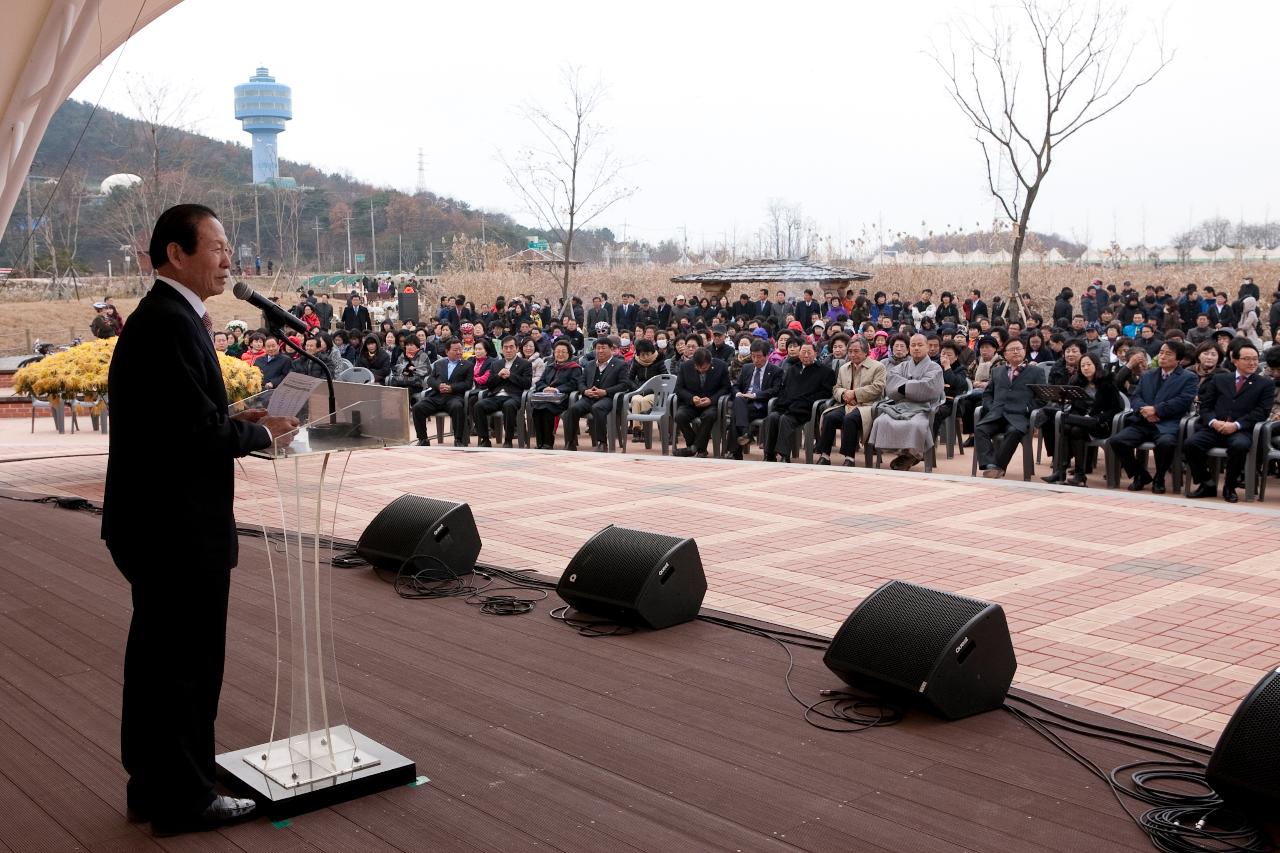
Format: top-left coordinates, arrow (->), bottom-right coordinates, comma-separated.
814,338 -> 887,466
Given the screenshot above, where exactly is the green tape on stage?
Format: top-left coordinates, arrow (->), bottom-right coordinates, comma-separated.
272,819 -> 292,829
408,775 -> 430,787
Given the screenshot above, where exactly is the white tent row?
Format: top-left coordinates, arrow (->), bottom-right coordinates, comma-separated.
1078,245 -> 1280,264
1,0 -> 185,235
876,244 -> 1280,266
875,247 -> 1054,263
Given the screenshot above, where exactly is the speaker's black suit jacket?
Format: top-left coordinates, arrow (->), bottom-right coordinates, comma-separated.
101,279 -> 272,821
102,280 -> 271,572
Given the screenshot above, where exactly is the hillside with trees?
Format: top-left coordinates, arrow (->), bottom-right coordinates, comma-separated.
0,98 -> 570,277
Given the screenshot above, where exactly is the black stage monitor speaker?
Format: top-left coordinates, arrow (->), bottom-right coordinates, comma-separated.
823,580 -> 1016,720
557,525 -> 706,630
356,494 -> 481,580
397,290 -> 420,324
1206,666 -> 1280,814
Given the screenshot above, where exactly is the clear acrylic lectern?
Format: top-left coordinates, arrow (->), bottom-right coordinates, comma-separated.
215,381 -> 418,816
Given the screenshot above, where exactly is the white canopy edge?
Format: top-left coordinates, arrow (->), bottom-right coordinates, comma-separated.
0,0 -> 184,234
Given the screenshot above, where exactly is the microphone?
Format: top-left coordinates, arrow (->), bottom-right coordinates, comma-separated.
232,280 -> 308,335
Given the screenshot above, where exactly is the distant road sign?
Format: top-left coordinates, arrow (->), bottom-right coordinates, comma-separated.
355,253 -> 366,263
528,240 -> 549,251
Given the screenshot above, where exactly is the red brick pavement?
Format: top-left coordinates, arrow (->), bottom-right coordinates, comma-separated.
2,422 -> 1278,746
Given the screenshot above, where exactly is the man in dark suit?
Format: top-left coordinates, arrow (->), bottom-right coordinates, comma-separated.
795,289 -> 823,330
340,294 -> 372,333
1108,342 -> 1198,493
103,205 -> 298,834
586,296 -> 611,331
614,293 -> 638,333
727,339 -> 783,459
411,338 -> 475,446
441,297 -> 469,334
253,335 -> 292,389
564,337 -> 631,450
969,289 -> 988,321
1185,343 -> 1276,502
975,338 -> 1047,477
473,336 -> 532,447
655,296 -> 673,328
755,288 -> 772,320
673,347 -> 730,457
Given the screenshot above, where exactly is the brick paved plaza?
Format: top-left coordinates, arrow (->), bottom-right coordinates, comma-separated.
2,418 -> 1278,746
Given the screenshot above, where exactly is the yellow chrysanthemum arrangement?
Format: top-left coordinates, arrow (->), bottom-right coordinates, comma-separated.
13,338 -> 115,403
217,352 -> 263,402
13,339 -> 263,404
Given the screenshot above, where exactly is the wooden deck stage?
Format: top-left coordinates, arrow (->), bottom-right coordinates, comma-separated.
0,496 -> 1203,852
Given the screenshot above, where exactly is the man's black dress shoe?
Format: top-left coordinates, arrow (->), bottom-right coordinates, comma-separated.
1127,471 -> 1152,491
150,795 -> 257,837
1151,479 -> 1166,494
1223,489 -> 1239,503
1186,483 -> 1216,499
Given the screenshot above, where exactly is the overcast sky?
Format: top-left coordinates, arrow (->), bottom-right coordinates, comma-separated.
71,0 -> 1278,251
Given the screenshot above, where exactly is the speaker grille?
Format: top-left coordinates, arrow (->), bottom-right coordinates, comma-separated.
828,580 -> 991,691
563,526 -> 686,603
357,494 -> 461,561
1208,668 -> 1280,807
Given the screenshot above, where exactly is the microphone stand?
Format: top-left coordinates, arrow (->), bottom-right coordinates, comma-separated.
273,326 -> 358,439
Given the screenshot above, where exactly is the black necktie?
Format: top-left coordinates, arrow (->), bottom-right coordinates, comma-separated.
751,367 -> 762,393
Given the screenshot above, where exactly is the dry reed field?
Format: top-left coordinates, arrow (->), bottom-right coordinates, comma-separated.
2,261 -> 1276,355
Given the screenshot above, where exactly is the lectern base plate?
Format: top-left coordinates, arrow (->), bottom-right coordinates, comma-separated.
215,731 -> 417,818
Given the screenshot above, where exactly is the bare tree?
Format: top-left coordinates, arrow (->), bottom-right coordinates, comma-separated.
501,67 -> 635,315
933,0 -> 1172,315
266,185 -> 302,278
1170,228 -> 1197,262
1197,216 -> 1231,251
785,204 -> 805,258
37,170 -> 87,292
765,199 -> 787,258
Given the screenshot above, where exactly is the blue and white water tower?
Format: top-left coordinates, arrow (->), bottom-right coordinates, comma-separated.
234,67 -> 292,184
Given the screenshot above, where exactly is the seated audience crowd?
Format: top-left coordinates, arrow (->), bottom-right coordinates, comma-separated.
202,275 -> 1280,501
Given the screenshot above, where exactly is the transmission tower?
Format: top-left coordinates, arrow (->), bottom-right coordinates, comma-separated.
415,148 -> 427,195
